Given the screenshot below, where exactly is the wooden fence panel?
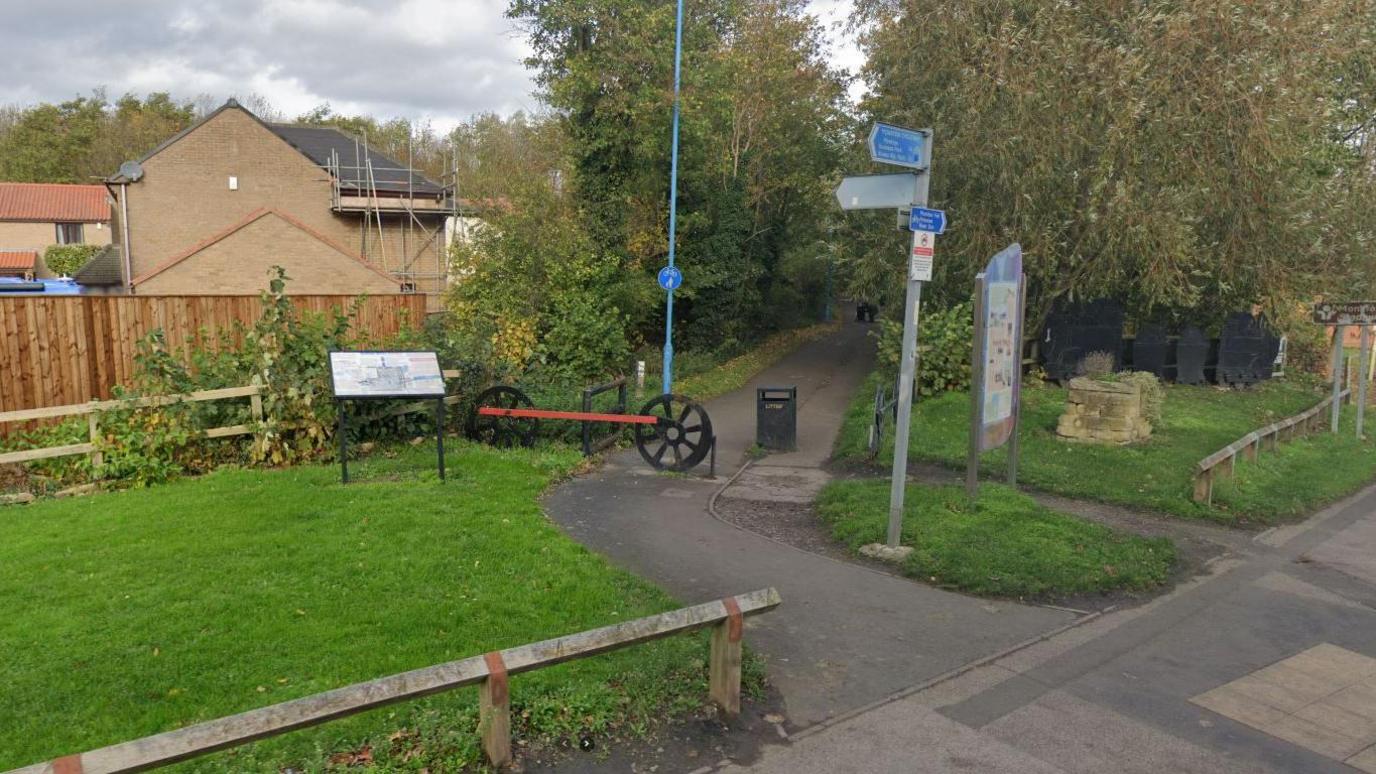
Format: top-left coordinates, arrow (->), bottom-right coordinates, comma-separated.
0,295 -> 427,414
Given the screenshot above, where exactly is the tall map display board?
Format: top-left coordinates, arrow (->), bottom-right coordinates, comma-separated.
329,351 -> 447,483
967,245 -> 1026,497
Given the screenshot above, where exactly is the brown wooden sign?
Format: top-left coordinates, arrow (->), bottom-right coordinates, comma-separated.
1313,301 -> 1376,325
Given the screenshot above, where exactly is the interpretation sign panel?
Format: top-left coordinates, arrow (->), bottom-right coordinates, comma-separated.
976,244 -> 1024,451
329,351 -> 445,399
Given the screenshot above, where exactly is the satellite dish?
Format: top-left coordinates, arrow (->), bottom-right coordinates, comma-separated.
117,160 -> 144,182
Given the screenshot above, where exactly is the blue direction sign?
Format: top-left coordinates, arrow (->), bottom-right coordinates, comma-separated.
658,266 -> 683,291
909,207 -> 947,234
869,122 -> 929,170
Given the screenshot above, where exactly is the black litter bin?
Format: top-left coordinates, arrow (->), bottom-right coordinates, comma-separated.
756,387 -> 797,451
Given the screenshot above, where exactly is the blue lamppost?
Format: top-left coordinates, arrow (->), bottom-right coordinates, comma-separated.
660,0 -> 686,394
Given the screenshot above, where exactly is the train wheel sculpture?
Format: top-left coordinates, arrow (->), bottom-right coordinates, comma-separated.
467,386 -> 713,472
466,385 -> 539,448
633,394 -> 713,472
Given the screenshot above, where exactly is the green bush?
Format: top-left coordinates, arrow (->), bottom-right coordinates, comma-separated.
1117,371 -> 1165,425
876,302 -> 973,397
43,244 -> 101,277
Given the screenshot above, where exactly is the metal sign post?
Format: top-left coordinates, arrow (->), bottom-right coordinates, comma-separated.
882,127 -> 932,548
1332,326 -> 1346,433
660,0 -> 687,394
835,122 -> 933,548
1360,326 -> 1371,439
1311,303 -> 1376,434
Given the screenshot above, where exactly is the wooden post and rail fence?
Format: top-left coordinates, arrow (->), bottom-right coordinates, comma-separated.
0,294 -> 426,416
0,372 -> 465,471
1192,385 -> 1353,505
6,588 -> 782,774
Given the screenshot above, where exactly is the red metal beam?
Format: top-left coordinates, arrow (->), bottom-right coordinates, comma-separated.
477,407 -> 660,424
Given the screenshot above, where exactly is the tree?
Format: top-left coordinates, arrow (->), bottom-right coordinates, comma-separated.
848,0 -> 1376,330
506,0 -> 850,351
0,91 -> 195,182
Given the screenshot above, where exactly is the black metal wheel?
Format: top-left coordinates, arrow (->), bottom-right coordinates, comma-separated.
634,394 -> 713,472
466,385 -> 538,448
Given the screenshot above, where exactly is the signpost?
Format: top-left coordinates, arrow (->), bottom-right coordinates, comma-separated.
868,122 -> 930,170
834,173 -> 925,211
908,207 -> 946,234
1312,302 -> 1376,436
329,351 -> 447,483
966,245 -> 1026,498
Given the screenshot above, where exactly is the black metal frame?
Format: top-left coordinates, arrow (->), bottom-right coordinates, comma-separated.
337,396 -> 446,484
581,377 -> 629,456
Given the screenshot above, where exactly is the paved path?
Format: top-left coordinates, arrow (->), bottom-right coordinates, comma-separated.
544,319 -> 1075,727
721,478 -> 1376,772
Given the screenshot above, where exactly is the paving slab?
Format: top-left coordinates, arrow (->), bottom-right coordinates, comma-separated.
721,694 -> 1067,774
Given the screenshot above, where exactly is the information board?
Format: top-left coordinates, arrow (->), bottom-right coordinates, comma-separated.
329,351 -> 445,399
976,244 -> 1024,452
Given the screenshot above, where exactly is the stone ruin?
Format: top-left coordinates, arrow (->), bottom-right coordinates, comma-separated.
1056,377 -> 1153,445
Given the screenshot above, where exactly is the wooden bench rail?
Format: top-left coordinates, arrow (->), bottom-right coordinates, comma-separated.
1192,389 -> 1350,504
8,588 -> 782,774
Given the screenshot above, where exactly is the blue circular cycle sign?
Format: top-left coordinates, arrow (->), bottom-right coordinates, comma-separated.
658,266 -> 683,291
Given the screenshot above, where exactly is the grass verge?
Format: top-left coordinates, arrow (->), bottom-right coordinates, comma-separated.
0,442 -> 756,771
836,374 -> 1376,524
816,480 -> 1176,598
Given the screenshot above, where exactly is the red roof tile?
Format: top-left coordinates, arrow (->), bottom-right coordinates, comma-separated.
0,183 -> 110,223
0,250 -> 38,270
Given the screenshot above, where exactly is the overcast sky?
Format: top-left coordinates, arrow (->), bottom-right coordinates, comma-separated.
0,0 -> 863,131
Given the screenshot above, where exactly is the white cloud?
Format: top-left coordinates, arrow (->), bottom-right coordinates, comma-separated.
0,0 -> 860,126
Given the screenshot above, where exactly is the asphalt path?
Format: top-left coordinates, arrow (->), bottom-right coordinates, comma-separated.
544,318 -> 1074,727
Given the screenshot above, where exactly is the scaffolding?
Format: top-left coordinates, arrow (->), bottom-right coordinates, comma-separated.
326,132 -> 460,310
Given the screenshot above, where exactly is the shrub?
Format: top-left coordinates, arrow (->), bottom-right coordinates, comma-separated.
43,244 -> 101,277
876,302 -> 973,397
1075,351 -> 1116,379
1118,371 -> 1165,425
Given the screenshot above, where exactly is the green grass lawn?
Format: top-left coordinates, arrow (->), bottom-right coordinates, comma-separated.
0,442 -> 745,771
835,374 -> 1376,525
816,481 -> 1175,598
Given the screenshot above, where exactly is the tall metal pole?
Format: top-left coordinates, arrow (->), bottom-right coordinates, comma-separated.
1332,325 -> 1346,432
885,140 -> 932,547
1359,326 -> 1371,438
661,0 -> 686,394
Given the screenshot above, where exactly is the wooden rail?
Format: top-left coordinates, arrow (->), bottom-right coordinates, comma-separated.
8,588 -> 782,774
0,370 -> 466,470
1192,388 -> 1351,504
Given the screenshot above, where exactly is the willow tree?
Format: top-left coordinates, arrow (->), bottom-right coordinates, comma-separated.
846,0 -> 1376,332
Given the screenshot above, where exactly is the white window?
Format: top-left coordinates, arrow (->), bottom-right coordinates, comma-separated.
55,223 -> 84,245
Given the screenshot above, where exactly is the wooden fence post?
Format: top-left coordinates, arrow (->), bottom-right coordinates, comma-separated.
1193,469 -> 1213,505
250,389 -> 265,449
86,410 -> 102,472
710,598 -> 744,717
1243,439 -> 1258,462
480,652 -> 511,768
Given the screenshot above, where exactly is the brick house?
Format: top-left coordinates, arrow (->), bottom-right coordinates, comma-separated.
96,100 -> 455,307
0,183 -> 112,278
